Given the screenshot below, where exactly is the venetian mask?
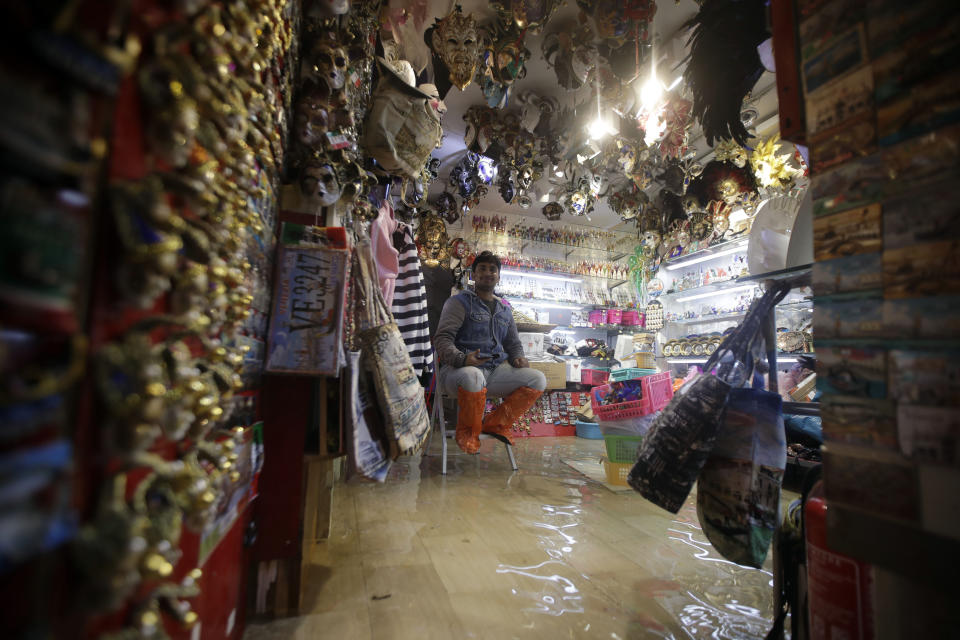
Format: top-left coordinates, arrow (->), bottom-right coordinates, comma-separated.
616,140 -> 638,174
517,164 -> 535,190
498,167 -> 518,204
518,92 -> 545,133
476,155 -> 497,184
436,192 -> 459,224
491,0 -> 563,33
451,238 -> 470,260
300,163 -> 341,207
542,201 -> 563,221
311,42 -> 349,91
486,30 -> 531,87
579,0 -> 656,46
641,230 -> 661,251
710,201 -> 731,238
306,0 -> 349,18
682,194 -> 702,216
690,211 -> 713,241
416,212 -> 451,266
294,85 -> 330,147
431,7 -> 480,90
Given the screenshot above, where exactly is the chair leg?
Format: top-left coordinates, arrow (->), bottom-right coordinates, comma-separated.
438,388 -> 448,475
506,442 -> 517,471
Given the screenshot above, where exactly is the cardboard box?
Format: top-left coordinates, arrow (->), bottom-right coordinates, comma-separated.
530,360 -> 566,389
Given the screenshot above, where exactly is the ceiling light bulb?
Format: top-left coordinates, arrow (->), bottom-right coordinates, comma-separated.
640,76 -> 663,109
588,118 -> 610,140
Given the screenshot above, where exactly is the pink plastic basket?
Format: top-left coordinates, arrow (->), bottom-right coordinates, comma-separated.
581,368 -> 610,385
606,308 -> 623,324
620,310 -> 641,325
590,372 -> 674,421
588,310 -> 605,324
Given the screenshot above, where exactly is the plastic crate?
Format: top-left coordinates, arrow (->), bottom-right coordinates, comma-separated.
580,368 -> 609,385
603,434 -> 643,463
633,352 -> 656,370
603,460 -> 632,486
590,372 -> 674,421
575,420 -> 603,439
609,367 -> 657,382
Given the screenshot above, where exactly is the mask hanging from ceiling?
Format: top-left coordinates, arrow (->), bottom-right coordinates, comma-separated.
429,6 -> 481,91
478,24 -> 531,108
608,188 -> 649,223
490,0 -> 564,33
541,201 -> 563,221
435,191 -> 460,225
689,160 -> 759,211
576,0 -> 657,48
541,28 -> 597,90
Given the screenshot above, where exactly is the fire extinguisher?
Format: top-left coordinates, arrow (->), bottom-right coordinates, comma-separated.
805,479 -> 875,640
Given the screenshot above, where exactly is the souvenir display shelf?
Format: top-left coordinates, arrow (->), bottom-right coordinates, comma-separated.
467,230 -> 634,260
657,250 -> 815,371
499,266 -> 630,289
659,237 -> 751,268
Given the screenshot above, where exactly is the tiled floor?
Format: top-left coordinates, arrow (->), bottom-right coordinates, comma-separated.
245,436 -> 784,639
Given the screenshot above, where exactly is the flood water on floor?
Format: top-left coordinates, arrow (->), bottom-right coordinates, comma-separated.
245,436 -> 786,640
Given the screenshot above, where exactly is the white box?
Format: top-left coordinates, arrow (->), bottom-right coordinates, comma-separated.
566,360 -> 582,382
614,334 -> 636,360
518,332 -> 544,355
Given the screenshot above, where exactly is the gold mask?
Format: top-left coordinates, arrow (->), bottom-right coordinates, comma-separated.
431,7 -> 480,90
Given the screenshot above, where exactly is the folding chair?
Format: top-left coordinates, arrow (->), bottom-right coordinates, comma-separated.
425,363 -> 518,475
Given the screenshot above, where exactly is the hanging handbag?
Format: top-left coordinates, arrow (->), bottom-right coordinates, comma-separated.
344,251 -> 392,481
360,57 -> 443,179
344,350 -> 392,482
628,283 -> 790,513
350,236 -> 431,456
696,380 -> 786,568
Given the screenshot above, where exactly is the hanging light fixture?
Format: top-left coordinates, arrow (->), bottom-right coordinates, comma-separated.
587,51 -> 616,140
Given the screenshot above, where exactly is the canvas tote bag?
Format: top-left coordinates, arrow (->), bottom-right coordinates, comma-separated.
350,236 -> 430,456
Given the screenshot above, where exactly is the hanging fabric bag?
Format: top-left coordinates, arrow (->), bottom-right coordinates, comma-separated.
361,57 -> 443,179
351,236 -> 431,456
696,380 -> 786,567
628,283 -> 790,513
344,249 -> 392,481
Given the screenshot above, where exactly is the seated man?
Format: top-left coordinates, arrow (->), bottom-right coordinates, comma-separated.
434,251 -> 547,453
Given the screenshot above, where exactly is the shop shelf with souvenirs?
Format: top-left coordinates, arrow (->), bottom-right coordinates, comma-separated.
652,238 -> 815,374
463,213 -> 636,290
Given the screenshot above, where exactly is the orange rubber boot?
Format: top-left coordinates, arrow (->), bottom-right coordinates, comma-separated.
455,388 -> 486,454
482,386 -> 543,445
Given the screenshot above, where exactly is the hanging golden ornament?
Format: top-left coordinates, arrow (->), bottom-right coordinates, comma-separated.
749,134 -> 799,191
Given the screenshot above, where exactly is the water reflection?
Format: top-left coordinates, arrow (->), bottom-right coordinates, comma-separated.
251,437 -> 782,640
498,560 -> 583,616
647,511 -> 775,639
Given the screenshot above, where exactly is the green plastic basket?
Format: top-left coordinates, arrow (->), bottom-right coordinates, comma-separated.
603,434 -> 643,463
609,368 -> 658,381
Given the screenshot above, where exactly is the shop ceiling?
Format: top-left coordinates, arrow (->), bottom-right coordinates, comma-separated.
422,0 -> 780,231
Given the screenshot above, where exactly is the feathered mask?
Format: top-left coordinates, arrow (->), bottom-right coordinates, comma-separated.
683,0 -> 769,146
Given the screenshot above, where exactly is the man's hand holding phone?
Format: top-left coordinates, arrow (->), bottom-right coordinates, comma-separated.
464,349 -> 491,367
